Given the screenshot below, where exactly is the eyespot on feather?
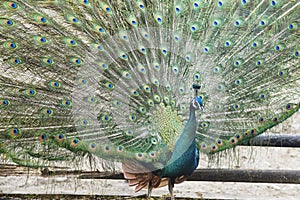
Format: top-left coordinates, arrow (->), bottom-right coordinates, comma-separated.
0,99 -> 11,108
7,127 -> 21,138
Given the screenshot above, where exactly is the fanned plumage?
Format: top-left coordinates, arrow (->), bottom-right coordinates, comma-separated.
0,0 -> 299,199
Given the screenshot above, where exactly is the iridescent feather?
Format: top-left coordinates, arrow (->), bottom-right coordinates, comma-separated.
0,0 -> 299,199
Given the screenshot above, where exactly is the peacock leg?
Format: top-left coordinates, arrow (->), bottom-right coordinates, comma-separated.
168,178 -> 175,200
147,181 -> 153,200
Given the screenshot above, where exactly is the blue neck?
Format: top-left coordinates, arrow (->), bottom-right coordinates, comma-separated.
162,104 -> 199,177
175,105 -> 197,151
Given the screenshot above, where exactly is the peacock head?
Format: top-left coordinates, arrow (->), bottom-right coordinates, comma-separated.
191,84 -> 204,110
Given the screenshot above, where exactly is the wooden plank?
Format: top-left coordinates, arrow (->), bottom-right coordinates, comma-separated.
79,169 -> 300,184
1,164 -> 299,184
187,169 -> 300,184
241,134 -> 300,147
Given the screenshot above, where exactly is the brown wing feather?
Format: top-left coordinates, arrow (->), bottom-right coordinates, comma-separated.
122,162 -> 190,192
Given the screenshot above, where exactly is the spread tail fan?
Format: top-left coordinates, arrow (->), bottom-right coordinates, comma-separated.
0,0 -> 299,199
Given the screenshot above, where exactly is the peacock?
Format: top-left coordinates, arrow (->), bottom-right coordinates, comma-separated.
0,0 -> 299,199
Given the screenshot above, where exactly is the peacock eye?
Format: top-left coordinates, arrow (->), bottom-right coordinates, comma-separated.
13,128 -> 19,134
7,20 -> 13,25
105,145 -> 110,151
259,117 -> 266,124
229,138 -> 237,144
70,139 -> 80,148
273,117 -> 280,123
286,103 -> 293,110
149,152 -> 156,157
151,138 -> 158,145
211,145 -> 217,151
251,129 -> 257,135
